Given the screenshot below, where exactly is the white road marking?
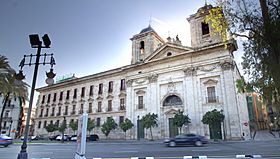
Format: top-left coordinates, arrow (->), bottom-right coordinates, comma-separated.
114,151 -> 139,153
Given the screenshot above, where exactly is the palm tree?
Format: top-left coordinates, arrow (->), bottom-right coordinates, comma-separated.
0,55 -> 28,133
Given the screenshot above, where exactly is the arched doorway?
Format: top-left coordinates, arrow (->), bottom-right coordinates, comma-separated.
163,95 -> 183,137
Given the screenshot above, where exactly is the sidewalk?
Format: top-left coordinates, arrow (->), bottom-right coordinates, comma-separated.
251,130 -> 280,141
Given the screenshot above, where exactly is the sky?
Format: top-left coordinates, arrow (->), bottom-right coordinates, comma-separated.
0,0 -> 244,105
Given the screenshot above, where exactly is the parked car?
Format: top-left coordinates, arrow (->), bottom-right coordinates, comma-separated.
20,135 -> 39,140
164,133 -> 208,147
56,134 -> 70,141
0,135 -> 13,147
70,135 -> 77,141
49,135 -> 59,141
87,134 -> 99,141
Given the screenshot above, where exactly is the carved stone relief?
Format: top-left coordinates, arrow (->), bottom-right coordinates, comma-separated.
148,74 -> 158,83
183,67 -> 197,76
126,79 -> 133,87
220,60 -> 235,70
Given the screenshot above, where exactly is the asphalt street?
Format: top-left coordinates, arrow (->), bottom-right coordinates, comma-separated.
1,140 -> 280,159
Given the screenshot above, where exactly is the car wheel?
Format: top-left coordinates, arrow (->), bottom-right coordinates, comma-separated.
195,141 -> 202,147
4,145 -> 8,147
169,141 -> 176,147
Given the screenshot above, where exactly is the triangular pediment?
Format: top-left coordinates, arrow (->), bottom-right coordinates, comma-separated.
145,43 -> 192,62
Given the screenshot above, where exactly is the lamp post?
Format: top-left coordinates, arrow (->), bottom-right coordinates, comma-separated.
16,34 -> 56,159
8,120 -> 13,136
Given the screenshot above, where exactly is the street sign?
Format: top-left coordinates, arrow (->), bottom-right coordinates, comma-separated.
75,113 -> 88,159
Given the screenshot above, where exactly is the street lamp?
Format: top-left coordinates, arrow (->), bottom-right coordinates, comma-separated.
16,34 -> 56,159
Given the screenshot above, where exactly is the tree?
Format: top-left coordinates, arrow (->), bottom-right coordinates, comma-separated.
119,118 -> 134,139
69,120 -> 78,135
141,113 -> 158,140
202,109 -> 225,125
101,117 -> 117,138
0,55 -> 28,133
173,110 -> 191,134
45,123 -> 58,135
206,0 -> 280,111
58,118 -> 67,142
87,118 -> 95,135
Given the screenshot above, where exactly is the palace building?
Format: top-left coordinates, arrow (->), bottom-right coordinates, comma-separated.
33,5 -> 250,140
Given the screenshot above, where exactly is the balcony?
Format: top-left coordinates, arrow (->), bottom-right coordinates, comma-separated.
3,117 -> 12,121
50,113 -> 55,116
56,112 -> 61,116
97,109 -> 102,113
79,110 -> 83,114
87,109 -> 93,113
206,96 -> 219,103
120,105 -> 125,110
71,111 -> 76,115
44,114 -> 48,117
39,114 -> 43,118
136,104 -> 145,109
64,112 -> 68,116
6,104 -> 15,109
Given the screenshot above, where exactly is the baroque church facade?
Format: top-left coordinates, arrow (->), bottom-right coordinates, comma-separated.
34,5 -> 250,140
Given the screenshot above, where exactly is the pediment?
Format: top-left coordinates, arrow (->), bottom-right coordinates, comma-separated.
164,108 -> 180,115
203,79 -> 218,85
145,43 -> 192,62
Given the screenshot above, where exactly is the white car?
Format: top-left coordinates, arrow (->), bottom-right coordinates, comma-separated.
56,135 -> 70,141
0,134 -> 12,140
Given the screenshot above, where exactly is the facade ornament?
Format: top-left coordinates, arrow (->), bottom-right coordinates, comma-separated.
183,67 -> 197,76
126,79 -> 133,87
135,78 -> 147,85
199,64 -> 218,72
220,60 -> 235,71
148,74 -> 158,83
167,78 -> 176,92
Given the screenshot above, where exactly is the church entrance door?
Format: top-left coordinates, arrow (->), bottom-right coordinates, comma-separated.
209,122 -> 222,140
137,119 -> 144,139
169,118 -> 178,138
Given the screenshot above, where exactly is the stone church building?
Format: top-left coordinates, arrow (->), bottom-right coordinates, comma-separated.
34,5 -> 250,140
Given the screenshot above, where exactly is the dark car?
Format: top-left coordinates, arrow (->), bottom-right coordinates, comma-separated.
49,135 -> 59,141
0,136 -> 13,147
87,134 -> 99,141
164,133 -> 208,147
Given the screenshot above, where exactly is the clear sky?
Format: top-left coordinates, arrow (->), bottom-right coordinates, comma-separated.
0,0 -> 243,103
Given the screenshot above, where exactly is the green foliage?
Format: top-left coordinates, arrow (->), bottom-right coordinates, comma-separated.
101,117 -> 117,137
0,55 -> 28,132
120,118 -> 134,139
58,119 -> 67,133
45,123 -> 58,133
236,78 -> 254,93
208,0 -> 280,108
69,120 -> 78,134
173,110 -> 191,133
87,118 -> 95,134
202,109 -> 224,125
141,113 -> 158,140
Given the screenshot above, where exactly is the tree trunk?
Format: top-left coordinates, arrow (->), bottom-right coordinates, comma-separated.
0,93 -> 10,133
124,131 -> 126,140
150,127 -> 153,140
179,127 -> 182,134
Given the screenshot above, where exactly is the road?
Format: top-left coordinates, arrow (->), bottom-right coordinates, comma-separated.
1,140 -> 280,159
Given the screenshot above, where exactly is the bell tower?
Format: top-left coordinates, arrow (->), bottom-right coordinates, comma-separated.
187,4 -> 223,48
130,25 -> 164,64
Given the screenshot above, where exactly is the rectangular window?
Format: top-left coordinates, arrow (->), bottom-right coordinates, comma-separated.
119,116 -> 124,125
56,120 -> 60,126
97,102 -> 102,112
59,92 -> 63,101
65,106 -> 68,115
66,90 -> 70,100
53,93 -> 57,102
108,81 -> 113,93
40,109 -> 43,117
51,107 -> 55,116
81,87 -> 85,98
98,84 -> 103,95
73,89 -> 77,99
38,121 -> 41,129
47,94 -> 51,103
41,95 -> 45,104
108,100 -> 112,111
45,108 -> 49,117
57,107 -> 61,116
138,96 -> 144,109
120,98 -> 125,110
207,86 -> 217,103
80,104 -> 83,114
72,105 -> 76,115
120,79 -> 126,91
96,118 -> 101,127
89,85 -> 94,96
44,121 -> 47,128
88,103 -> 93,113
202,22 -> 210,35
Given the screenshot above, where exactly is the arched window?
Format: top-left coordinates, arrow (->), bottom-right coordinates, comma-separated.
201,22 -> 209,35
140,41 -> 145,54
167,52 -> 172,56
163,95 -> 183,106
